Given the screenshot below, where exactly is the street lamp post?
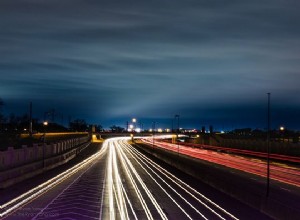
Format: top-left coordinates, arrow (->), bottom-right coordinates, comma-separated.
280,126 -> 285,142
43,121 -> 48,168
175,115 -> 180,155
132,118 -> 136,142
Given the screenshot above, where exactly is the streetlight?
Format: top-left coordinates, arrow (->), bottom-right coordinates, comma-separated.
279,126 -> 285,131
175,114 -> 180,155
129,124 -> 134,131
131,118 -> 136,139
280,126 -> 285,142
43,121 -> 48,168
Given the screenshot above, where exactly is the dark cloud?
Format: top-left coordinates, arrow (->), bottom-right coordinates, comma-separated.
0,0 -> 300,129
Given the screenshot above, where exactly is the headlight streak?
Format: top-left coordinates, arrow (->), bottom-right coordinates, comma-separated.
107,141 -> 115,220
112,141 -> 128,220
112,184 -> 123,219
116,140 -> 170,220
120,179 -> 138,220
107,139 -> 137,220
32,160 -> 103,220
114,139 -> 154,220
122,139 -> 239,220
119,140 -> 201,220
113,142 -> 138,220
0,143 -> 108,218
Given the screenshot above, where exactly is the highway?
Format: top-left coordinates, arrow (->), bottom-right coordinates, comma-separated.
1,137 -> 272,219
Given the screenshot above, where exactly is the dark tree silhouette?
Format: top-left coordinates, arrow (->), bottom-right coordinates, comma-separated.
110,125 -> 125,133
69,119 -> 88,132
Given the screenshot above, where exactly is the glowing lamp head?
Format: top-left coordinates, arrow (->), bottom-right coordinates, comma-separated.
43,121 -> 48,126
280,126 -> 285,131
132,118 -> 136,123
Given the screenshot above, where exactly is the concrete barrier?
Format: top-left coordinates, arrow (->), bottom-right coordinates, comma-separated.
0,136 -> 90,188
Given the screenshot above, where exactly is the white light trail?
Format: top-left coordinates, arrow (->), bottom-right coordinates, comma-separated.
107,141 -> 115,220
121,138 -> 239,220
113,139 -> 154,220
116,140 -> 168,220
120,140 -> 200,220
0,143 -> 108,218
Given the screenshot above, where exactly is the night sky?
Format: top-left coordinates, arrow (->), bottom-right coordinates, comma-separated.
1,0 -> 300,130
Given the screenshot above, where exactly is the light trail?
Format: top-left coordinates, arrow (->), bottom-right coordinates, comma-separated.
117,144 -> 154,220
141,138 -> 300,187
177,141 -> 300,163
104,137 -> 239,219
104,139 -> 137,219
0,143 -> 108,218
120,140 -> 201,220
116,140 -> 168,220
120,139 -> 239,220
107,141 -> 115,220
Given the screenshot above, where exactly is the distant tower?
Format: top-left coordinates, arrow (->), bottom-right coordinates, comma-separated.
201,126 -> 205,133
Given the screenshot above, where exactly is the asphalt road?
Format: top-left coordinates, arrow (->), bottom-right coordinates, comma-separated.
1,137 -> 273,220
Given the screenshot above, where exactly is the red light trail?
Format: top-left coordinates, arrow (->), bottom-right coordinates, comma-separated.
142,138 -> 300,188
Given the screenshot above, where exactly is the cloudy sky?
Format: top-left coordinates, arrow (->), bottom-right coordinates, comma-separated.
1,0 -> 300,129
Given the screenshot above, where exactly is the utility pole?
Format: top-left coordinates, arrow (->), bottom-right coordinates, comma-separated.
266,92 -> 271,197
0,98 -> 4,132
152,122 -> 156,148
175,115 -> 180,155
29,102 -> 33,137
